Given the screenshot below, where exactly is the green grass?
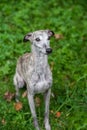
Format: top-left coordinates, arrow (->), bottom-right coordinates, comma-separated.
0,0 -> 87,130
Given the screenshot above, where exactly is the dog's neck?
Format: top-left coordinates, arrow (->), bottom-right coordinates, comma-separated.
31,44 -> 48,74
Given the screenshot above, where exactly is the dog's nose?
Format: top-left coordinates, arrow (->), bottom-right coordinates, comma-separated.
46,48 -> 52,54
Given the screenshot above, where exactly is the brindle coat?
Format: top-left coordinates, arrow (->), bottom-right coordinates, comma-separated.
14,30 -> 54,130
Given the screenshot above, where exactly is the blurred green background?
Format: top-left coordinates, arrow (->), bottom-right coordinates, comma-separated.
0,0 -> 87,130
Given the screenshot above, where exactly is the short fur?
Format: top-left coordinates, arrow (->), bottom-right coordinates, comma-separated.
14,30 -> 54,130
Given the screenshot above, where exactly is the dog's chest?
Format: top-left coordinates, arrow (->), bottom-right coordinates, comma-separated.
34,74 -> 51,93
22,55 -> 52,93
30,66 -> 52,93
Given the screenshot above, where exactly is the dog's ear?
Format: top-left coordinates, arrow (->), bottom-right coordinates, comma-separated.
46,30 -> 54,37
23,33 -> 32,42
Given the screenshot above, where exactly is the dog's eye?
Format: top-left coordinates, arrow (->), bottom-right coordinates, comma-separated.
35,38 -> 40,42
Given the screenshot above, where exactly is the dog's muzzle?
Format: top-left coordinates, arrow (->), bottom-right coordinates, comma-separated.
46,48 -> 52,54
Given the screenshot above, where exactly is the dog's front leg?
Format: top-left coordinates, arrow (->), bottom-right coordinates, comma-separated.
27,92 -> 40,130
44,89 -> 51,130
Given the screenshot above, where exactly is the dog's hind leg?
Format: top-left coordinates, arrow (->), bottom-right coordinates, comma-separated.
14,72 -> 25,102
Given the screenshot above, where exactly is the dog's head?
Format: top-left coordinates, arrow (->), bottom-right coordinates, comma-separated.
23,30 -> 54,55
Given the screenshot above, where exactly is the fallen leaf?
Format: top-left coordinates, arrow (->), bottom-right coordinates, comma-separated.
1,119 -> 6,125
54,34 -> 63,40
35,97 -> 41,107
22,90 -> 27,98
4,91 -> 15,102
56,111 -> 61,118
14,102 -> 23,111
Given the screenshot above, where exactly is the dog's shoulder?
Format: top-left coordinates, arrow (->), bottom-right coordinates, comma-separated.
18,53 -> 31,64
16,53 -> 33,75
16,53 -> 33,69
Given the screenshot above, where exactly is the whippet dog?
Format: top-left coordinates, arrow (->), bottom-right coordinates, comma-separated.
14,30 -> 54,130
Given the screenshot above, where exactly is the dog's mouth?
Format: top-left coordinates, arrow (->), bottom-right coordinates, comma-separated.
40,48 -> 52,55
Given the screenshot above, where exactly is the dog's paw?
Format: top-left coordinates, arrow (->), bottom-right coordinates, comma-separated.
45,123 -> 51,130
